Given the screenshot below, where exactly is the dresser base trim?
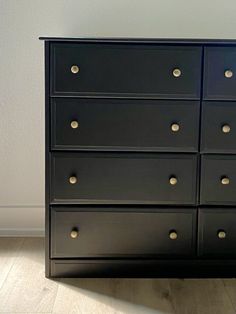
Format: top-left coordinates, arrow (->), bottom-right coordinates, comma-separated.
50,259 -> 236,278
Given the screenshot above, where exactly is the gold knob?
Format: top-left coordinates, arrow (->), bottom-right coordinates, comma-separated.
218,230 -> 226,239
224,69 -> 233,78
173,68 -> 182,78
71,65 -> 80,74
169,177 -> 178,185
69,176 -> 77,184
171,123 -> 180,132
71,120 -> 79,129
221,177 -> 230,185
222,124 -> 231,133
70,229 -> 79,239
169,231 -> 178,240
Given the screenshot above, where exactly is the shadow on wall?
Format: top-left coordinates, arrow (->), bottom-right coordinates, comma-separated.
58,0 -> 200,38
56,0 -> 236,39
59,0 -> 143,37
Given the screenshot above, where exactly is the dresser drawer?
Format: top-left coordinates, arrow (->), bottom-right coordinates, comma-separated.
51,43 -> 202,98
51,207 -> 196,258
51,98 -> 200,152
51,153 -> 198,204
198,209 -> 236,257
203,47 -> 236,100
200,155 -> 236,205
201,101 -> 236,153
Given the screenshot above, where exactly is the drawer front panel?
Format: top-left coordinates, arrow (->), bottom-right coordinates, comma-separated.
51,153 -> 198,204
203,47 -> 236,100
198,209 -> 236,257
51,43 -> 202,98
51,207 -> 196,258
201,101 -> 236,153
200,155 -> 236,205
51,98 -> 200,151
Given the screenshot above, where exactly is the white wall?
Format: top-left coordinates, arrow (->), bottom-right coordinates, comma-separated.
1,0 -> 236,236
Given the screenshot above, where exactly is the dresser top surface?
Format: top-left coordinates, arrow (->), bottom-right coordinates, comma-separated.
39,37 -> 236,45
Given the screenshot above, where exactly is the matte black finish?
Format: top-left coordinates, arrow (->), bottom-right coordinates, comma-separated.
198,208 -> 236,257
200,155 -> 236,205
50,259 -> 236,278
41,37 -> 236,278
201,101 -> 236,153
51,207 -> 196,258
39,37 -> 236,45
51,98 -> 200,152
51,153 -> 198,204
203,47 -> 236,100
51,43 -> 202,99
44,41 -> 50,278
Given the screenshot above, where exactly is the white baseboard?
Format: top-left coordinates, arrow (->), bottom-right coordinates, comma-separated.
0,228 -> 45,237
0,206 -> 44,237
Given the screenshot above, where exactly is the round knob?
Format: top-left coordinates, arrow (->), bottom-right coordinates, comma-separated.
69,176 -> 77,184
173,68 -> 182,78
222,124 -> 231,134
224,69 -> 233,78
70,229 -> 79,239
71,65 -> 80,74
169,231 -> 178,240
171,123 -> 180,132
169,176 -> 178,185
218,230 -> 226,239
71,120 -> 79,129
221,177 -> 230,185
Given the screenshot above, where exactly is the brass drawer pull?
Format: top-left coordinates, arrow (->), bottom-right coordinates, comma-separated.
218,230 -> 226,239
171,123 -> 180,132
222,124 -> 231,133
69,176 -> 77,184
169,230 -> 178,240
169,176 -> 178,185
221,177 -> 230,185
70,228 -> 79,239
224,69 -> 233,78
71,65 -> 80,74
71,120 -> 79,129
172,68 -> 182,78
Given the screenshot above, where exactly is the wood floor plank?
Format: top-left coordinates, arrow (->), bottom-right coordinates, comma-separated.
0,237 -> 24,289
52,278 -> 175,314
169,279 -> 236,314
0,238 -> 58,313
222,279 -> 236,312
1,238 -> 236,314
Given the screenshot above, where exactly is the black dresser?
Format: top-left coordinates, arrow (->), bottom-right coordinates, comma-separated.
40,37 -> 236,278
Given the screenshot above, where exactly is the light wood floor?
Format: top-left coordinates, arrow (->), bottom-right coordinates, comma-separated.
0,238 -> 236,313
